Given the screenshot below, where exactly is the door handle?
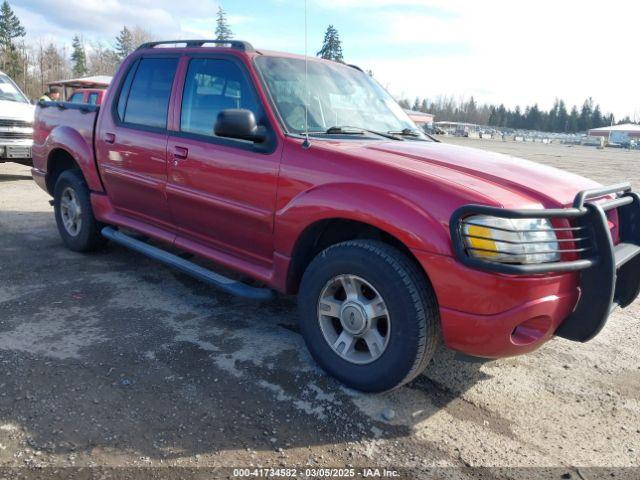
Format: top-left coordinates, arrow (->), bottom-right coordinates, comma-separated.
104,133 -> 116,144
173,146 -> 189,160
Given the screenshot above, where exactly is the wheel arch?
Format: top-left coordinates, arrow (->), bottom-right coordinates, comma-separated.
46,148 -> 81,194
44,125 -> 104,195
285,217 -> 432,295
276,183 -> 452,294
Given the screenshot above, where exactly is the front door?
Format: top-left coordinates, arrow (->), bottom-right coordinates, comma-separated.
95,56 -> 179,227
166,56 -> 281,266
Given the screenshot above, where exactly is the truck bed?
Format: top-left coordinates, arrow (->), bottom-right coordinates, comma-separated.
31,102 -> 99,189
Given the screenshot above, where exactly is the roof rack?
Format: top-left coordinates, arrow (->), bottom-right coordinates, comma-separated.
137,39 -> 254,52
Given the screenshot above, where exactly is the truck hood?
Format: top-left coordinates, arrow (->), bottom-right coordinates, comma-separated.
363,141 -> 600,208
0,100 -> 35,123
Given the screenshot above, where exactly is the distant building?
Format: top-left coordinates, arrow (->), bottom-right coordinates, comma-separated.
588,123 -> 640,138
405,110 -> 435,130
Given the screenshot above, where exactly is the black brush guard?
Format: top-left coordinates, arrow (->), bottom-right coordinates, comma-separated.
450,183 -> 640,342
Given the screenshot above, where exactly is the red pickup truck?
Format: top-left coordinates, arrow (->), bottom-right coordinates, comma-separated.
31,40 -> 640,392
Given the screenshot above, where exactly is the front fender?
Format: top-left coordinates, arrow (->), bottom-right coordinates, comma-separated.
45,125 -> 103,193
275,182 -> 453,257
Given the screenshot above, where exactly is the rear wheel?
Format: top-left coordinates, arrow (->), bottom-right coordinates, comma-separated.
53,170 -> 106,252
298,240 -> 439,392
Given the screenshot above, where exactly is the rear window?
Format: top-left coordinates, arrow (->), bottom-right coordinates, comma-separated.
69,92 -> 84,103
88,92 -> 99,105
118,58 -> 178,129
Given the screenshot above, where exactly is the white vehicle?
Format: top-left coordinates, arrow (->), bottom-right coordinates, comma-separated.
0,70 -> 34,165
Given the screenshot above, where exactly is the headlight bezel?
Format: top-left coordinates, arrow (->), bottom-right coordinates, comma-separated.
449,202 -> 597,275
461,215 -> 561,264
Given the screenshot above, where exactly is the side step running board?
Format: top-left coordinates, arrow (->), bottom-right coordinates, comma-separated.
101,227 -> 274,301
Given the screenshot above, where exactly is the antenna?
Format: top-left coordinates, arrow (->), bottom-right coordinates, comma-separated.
302,0 -> 311,149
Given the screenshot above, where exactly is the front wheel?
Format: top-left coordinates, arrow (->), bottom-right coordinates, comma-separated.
298,240 -> 439,392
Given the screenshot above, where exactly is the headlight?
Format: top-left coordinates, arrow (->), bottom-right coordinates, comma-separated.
461,215 -> 560,264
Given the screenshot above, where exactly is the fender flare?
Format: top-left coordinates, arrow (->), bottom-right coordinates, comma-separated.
46,125 -> 104,193
275,182 -> 453,258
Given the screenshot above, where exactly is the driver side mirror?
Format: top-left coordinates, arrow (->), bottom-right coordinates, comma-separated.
214,109 -> 266,143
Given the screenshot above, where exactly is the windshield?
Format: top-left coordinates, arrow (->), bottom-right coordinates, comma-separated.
0,74 -> 29,103
255,56 -> 421,138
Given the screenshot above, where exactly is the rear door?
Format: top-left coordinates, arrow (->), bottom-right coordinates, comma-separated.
95,56 -> 179,227
166,55 -> 281,266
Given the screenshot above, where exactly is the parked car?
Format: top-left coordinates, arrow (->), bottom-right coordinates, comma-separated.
68,88 -> 106,106
31,40 -> 640,392
0,70 -> 34,166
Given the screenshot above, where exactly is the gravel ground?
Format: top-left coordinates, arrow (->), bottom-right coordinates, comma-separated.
0,138 -> 638,479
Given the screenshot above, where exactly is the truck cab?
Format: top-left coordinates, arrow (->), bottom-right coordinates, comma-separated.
0,70 -> 34,166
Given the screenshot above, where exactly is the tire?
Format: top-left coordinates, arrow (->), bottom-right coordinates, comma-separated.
53,169 -> 106,252
298,240 -> 439,392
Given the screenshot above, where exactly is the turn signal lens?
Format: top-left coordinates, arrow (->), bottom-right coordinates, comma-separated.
466,225 -> 498,258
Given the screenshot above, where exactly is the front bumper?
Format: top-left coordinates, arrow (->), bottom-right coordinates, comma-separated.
0,139 -> 33,162
450,183 -> 640,343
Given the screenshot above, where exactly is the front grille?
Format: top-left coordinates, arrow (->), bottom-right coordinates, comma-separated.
0,131 -> 32,140
0,119 -> 31,128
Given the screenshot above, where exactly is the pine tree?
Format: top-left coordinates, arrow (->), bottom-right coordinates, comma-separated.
215,7 -> 233,41
115,26 -> 134,61
546,99 -> 559,132
603,113 -> 615,127
497,104 -> 507,127
71,35 -> 88,77
578,98 -> 593,132
487,105 -> 500,127
317,25 -> 344,63
556,100 -> 569,132
513,106 -> 523,129
591,105 -> 603,129
466,96 -> 477,124
568,106 -> 579,133
0,0 -> 26,76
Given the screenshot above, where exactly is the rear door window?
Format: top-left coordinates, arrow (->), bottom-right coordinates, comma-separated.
120,58 -> 178,129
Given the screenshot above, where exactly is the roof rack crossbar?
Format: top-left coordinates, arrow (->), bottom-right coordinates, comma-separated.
137,39 -> 254,52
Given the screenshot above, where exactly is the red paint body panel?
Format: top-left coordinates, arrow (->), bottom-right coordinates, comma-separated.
31,106 -> 104,193
439,292 -> 579,357
31,45 -> 615,359
412,250 -> 580,356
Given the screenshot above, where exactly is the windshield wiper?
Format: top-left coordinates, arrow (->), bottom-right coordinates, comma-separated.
320,126 -> 403,141
387,128 -> 422,137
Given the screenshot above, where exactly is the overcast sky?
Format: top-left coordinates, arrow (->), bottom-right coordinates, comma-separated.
12,0 -> 640,119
